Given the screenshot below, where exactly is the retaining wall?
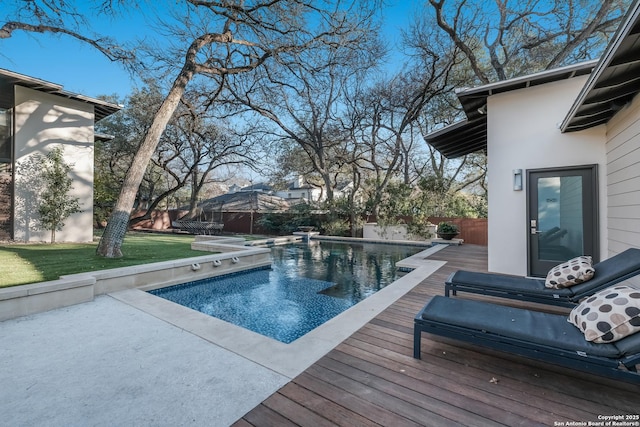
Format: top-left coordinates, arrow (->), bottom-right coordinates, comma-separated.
0,237 -> 270,321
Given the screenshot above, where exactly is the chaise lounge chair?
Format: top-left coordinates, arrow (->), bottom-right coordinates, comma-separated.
445,248 -> 640,307
413,295 -> 640,383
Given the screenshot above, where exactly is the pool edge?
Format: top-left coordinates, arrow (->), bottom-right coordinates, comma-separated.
110,245 -> 449,379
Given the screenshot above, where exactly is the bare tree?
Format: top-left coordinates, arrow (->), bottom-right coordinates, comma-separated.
99,0 -> 383,257
226,13 -> 383,204
2,0 -> 382,257
395,0 -> 628,212
426,0 -> 629,83
95,86 -> 247,225
158,92 -> 254,220
345,38 -> 461,215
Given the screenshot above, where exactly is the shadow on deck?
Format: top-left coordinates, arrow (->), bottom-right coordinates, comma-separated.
234,244 -> 638,426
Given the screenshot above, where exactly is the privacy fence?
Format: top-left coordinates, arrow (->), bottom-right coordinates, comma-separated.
129,210 -> 488,246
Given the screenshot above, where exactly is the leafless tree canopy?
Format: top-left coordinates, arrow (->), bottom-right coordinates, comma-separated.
1,0 -> 630,250
425,0 -> 629,84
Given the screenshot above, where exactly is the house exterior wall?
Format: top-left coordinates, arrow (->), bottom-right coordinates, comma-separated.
275,188 -> 321,202
13,86 -> 95,243
604,93 -> 640,287
487,76 -> 607,276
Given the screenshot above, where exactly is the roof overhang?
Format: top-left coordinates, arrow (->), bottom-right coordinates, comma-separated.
422,118 -> 487,158
0,68 -> 121,121
561,2 -> 640,132
426,61 -> 597,158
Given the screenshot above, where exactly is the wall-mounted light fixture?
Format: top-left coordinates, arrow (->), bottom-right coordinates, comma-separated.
513,169 -> 523,191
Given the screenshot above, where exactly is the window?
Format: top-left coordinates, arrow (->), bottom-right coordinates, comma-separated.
0,109 -> 10,164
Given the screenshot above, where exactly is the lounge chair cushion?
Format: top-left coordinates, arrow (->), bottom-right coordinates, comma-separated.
545,256 -> 595,289
419,296 -> 622,358
449,270 -> 571,296
569,285 -> 640,343
415,296 -> 640,382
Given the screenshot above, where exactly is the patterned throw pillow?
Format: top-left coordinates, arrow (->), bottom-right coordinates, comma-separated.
568,285 -> 640,343
544,256 -> 595,289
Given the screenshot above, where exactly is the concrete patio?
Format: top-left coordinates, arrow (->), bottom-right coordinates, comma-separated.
0,295 -> 288,426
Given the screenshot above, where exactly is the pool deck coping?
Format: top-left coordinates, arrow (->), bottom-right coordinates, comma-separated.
111,244 -> 448,379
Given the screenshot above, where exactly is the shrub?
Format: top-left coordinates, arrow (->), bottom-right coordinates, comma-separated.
437,221 -> 459,234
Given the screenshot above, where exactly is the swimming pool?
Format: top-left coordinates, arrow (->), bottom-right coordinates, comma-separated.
149,241 -> 423,343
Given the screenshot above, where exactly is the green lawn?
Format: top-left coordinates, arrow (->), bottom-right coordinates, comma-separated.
0,232 -> 205,288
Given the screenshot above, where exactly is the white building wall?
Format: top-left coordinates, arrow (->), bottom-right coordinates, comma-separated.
487,76 -> 607,276
13,86 -> 95,243
275,187 -> 322,202
604,93 -> 640,287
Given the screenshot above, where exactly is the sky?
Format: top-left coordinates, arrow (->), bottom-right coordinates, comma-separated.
0,1 -> 418,101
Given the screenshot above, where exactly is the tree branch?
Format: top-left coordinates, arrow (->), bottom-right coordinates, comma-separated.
0,21 -> 135,63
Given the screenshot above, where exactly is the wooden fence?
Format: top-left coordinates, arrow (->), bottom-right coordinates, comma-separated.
128,210 -> 488,246
428,217 -> 488,246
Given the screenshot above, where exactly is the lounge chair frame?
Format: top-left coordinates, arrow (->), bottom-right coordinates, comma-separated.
444,248 -> 640,307
172,220 -> 224,235
414,296 -> 640,384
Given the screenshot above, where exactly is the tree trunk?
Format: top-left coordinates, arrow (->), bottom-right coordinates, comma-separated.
96,66 -> 194,257
321,173 -> 334,203
349,207 -> 357,237
186,170 -> 199,219
129,184 -> 182,226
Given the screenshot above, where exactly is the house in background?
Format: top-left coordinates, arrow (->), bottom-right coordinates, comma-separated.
230,182 -> 275,194
273,176 -> 356,203
228,176 -> 353,204
0,68 -> 121,243
192,190 -> 290,221
426,0 -> 640,286
274,176 -> 322,203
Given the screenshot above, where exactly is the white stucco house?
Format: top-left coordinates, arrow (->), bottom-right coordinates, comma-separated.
274,176 -> 322,203
426,1 -> 640,286
0,68 -> 121,243
231,176 -> 354,205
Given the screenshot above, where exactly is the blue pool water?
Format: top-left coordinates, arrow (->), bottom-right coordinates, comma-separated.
149,241 -> 423,343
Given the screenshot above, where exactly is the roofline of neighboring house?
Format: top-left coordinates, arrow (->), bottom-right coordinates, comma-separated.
0,68 -> 122,122
560,1 -> 640,132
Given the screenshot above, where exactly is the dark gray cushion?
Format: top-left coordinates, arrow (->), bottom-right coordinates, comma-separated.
448,270 -> 573,297
569,248 -> 640,297
448,248 -> 640,300
614,326 -> 640,356
419,296 -> 623,358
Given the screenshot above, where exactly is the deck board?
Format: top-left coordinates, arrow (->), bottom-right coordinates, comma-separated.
234,244 -> 639,426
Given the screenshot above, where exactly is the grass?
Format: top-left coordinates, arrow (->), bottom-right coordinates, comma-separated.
0,232 -> 206,288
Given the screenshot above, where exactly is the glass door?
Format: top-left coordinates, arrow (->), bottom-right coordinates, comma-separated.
527,165 -> 598,277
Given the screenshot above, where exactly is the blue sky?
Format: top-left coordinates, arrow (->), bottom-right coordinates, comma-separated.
0,1 -> 417,100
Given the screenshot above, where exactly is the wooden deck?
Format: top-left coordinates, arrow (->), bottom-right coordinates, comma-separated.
234,244 -> 639,426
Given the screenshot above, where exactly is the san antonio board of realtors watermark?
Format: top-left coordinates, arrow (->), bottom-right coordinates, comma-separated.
553,414 -> 640,427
